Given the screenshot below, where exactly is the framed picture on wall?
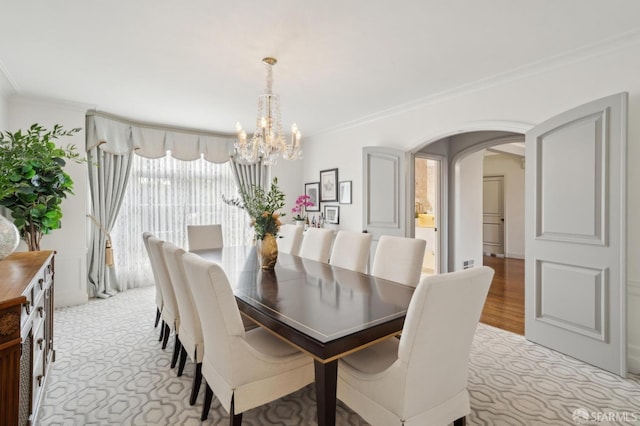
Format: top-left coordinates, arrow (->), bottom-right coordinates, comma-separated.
324,205 -> 340,224
304,182 -> 320,212
339,181 -> 352,204
320,168 -> 338,202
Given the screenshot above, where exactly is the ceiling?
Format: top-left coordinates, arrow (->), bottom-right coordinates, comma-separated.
2,1 -> 640,137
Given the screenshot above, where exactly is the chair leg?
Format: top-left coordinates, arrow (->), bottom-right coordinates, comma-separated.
177,347 -> 188,377
201,383 -> 213,421
230,394 -> 242,426
158,320 -> 165,341
161,323 -> 170,349
189,362 -> 202,405
154,307 -> 161,327
454,416 -> 466,426
171,335 -> 182,368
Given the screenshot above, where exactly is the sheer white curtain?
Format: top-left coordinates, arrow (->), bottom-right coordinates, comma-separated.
111,153 -> 252,290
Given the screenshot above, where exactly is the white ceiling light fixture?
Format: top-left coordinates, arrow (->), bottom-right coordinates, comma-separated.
235,57 -> 302,165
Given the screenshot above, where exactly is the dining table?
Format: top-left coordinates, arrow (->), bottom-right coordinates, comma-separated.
193,245 -> 414,426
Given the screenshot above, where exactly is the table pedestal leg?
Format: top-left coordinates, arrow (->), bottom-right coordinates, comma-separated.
314,359 -> 338,426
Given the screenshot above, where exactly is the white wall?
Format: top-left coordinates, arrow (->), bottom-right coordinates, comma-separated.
453,150 -> 484,270
483,153 -> 525,259
9,96 -> 91,307
0,70 -> 12,130
304,40 -> 640,373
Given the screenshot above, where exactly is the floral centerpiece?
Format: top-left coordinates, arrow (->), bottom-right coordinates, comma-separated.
242,178 -> 286,240
224,178 -> 285,269
291,194 -> 314,223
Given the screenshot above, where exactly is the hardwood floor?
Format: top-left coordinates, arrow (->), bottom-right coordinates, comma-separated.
480,256 -> 525,335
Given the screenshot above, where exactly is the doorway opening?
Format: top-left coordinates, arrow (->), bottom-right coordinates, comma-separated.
414,156 -> 441,275
414,130 -> 526,335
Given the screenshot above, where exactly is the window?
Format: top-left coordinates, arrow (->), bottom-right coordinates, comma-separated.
111,154 -> 251,289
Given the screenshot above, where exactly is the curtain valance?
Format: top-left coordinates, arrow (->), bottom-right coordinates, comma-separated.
86,113 -> 234,163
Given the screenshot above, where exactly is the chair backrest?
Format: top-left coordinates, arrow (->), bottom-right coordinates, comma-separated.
329,230 -> 372,273
147,236 -> 179,327
372,235 -> 426,287
278,224 -> 304,256
162,241 -> 203,357
187,224 -> 224,251
298,228 -> 334,263
182,252 -> 246,381
398,266 -> 494,416
142,232 -> 163,308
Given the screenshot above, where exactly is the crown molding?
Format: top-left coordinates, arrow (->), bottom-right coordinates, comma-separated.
314,29 -> 640,138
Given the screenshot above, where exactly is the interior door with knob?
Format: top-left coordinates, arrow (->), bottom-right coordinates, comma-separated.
525,92 -> 627,376
483,175 -> 505,256
362,147 -> 408,262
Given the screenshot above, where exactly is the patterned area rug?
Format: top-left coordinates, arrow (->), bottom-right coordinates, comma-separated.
40,287 -> 640,425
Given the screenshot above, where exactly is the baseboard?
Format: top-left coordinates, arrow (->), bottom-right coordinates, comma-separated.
506,252 -> 525,260
55,290 -> 89,308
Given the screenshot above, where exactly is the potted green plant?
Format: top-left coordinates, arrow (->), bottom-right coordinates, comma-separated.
0,123 -> 83,251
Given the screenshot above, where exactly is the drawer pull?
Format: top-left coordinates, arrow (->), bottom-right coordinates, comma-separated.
39,278 -> 44,290
37,375 -> 44,387
38,307 -> 44,318
37,338 -> 44,350
24,301 -> 31,315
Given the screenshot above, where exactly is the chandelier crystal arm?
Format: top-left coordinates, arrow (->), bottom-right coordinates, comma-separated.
234,57 -> 302,165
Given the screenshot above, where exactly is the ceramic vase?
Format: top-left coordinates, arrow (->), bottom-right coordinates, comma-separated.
259,233 -> 278,270
0,215 -> 20,260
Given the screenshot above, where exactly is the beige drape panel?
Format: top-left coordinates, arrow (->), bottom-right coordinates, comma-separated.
86,113 -> 235,297
228,156 -> 269,203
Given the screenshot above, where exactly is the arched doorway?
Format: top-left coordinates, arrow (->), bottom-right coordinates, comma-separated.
412,125 -> 529,334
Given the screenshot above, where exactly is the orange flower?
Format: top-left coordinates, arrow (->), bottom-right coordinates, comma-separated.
275,219 -> 281,226
262,211 -> 269,218
272,212 -> 280,219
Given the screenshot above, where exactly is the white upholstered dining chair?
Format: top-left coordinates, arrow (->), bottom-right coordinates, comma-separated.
277,223 -> 304,255
181,252 -> 314,423
162,241 -> 204,405
142,232 -> 163,330
147,237 -> 181,363
187,224 -> 223,251
337,266 -> 495,426
329,230 -> 372,273
372,235 -> 426,287
298,227 -> 334,263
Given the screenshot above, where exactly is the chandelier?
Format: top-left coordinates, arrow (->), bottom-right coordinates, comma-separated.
235,57 -> 302,165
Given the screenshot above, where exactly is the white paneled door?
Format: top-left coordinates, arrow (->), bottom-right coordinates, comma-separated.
525,93 -> 627,376
362,147 -> 408,245
483,175 -> 505,256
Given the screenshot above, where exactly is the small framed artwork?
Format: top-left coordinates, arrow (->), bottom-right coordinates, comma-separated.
339,181 -> 352,204
304,182 -> 320,212
320,168 -> 338,202
324,205 -> 340,224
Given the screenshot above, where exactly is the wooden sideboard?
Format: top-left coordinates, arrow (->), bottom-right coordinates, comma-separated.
0,251 -> 55,426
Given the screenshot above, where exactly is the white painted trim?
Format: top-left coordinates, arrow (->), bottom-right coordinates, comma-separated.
628,343 -> 640,375
10,94 -> 95,114
0,58 -> 19,93
506,253 -> 525,260
314,30 -> 640,138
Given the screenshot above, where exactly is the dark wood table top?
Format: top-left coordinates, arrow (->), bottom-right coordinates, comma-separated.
193,246 -> 414,361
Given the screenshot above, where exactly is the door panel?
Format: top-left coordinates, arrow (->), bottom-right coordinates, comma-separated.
525,92 -> 627,376
363,147 -> 407,242
483,176 -> 504,255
